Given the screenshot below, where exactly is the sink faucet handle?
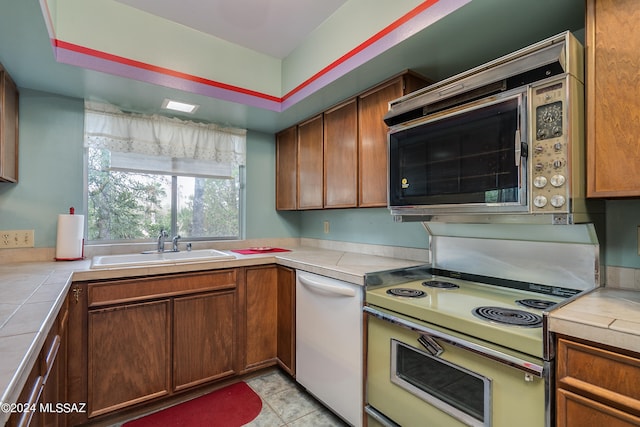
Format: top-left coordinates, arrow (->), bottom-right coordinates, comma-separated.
172,235 -> 181,252
157,228 -> 169,252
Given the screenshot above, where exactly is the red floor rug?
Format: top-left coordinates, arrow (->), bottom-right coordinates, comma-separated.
123,382 -> 262,427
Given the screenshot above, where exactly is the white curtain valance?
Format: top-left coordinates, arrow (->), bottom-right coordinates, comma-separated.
84,101 -> 246,171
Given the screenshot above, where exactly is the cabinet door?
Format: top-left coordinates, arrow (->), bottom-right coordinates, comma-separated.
298,115 -> 324,209
6,361 -> 43,427
245,266 -> 278,369
324,99 -> 358,208
173,291 -> 236,391
557,389 -> 640,427
276,126 -> 297,210
0,67 -> 18,183
277,266 -> 295,375
67,284 -> 88,427
41,295 -> 69,427
358,78 -> 403,207
586,0 -> 640,197
88,300 -> 170,417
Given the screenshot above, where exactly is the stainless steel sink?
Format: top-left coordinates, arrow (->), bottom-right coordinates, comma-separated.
90,249 -> 235,269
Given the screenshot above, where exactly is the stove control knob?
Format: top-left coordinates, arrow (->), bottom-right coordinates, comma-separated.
533,176 -> 548,188
550,174 -> 566,187
554,142 -> 563,151
534,195 -> 548,208
535,163 -> 545,172
550,194 -> 566,208
534,145 -> 544,154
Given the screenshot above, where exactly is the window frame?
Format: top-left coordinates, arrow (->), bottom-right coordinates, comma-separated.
83,148 -> 246,245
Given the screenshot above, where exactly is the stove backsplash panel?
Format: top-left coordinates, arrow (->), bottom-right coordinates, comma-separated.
428,225 -> 599,292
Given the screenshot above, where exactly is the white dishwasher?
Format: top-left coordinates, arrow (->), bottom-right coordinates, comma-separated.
296,271 -> 363,427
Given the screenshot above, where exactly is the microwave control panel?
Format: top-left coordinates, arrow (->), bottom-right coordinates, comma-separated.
530,79 -> 570,213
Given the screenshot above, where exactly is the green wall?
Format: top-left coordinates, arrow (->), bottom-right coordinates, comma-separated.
605,200 -> 640,268
2,89 -> 640,271
298,208 -> 428,249
0,90 -> 84,247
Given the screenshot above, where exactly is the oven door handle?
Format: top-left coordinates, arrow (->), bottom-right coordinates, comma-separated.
364,305 -> 544,377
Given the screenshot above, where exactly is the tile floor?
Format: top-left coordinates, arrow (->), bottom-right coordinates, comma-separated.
244,370 -> 349,426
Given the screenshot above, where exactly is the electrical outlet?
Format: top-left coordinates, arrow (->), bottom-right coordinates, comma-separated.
0,230 -> 35,248
323,221 -> 330,234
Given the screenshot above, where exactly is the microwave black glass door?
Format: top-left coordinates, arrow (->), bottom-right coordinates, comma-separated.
389,98 -> 521,207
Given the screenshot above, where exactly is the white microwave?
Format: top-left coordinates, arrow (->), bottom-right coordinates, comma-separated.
385,32 -> 600,225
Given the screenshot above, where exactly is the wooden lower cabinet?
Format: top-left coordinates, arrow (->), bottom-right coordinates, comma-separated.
88,300 -> 171,417
69,269 -> 239,424
173,291 -> 236,390
65,266 -> 297,424
276,266 -> 295,375
6,295 -> 69,427
243,266 -> 278,370
557,389 -> 640,427
556,336 -> 640,426
241,265 -> 296,375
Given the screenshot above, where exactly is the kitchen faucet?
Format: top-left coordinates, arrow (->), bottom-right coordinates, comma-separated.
157,229 -> 168,252
172,235 -> 181,252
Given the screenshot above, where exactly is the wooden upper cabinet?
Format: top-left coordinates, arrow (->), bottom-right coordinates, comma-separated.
275,70 -> 430,210
586,0 -> 640,197
358,73 -> 429,207
324,98 -> 358,208
297,115 -> 324,209
276,126 -> 297,210
0,64 -> 19,183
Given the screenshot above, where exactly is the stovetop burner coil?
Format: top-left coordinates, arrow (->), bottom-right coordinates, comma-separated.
516,299 -> 557,310
386,288 -> 426,298
422,280 -> 459,289
472,306 -> 542,327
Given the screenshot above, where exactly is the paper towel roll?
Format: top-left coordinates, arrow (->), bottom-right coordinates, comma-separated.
56,213 -> 84,260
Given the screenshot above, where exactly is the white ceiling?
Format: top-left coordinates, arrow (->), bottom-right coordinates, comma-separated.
114,0 -> 347,58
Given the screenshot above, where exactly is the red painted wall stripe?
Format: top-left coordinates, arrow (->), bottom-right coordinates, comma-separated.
52,0 -> 439,105
283,0 -> 440,101
54,39 -> 283,103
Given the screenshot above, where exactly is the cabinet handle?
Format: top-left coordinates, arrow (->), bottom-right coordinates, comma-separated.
72,286 -> 83,304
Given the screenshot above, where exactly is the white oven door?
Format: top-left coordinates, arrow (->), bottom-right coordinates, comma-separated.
366,310 -> 547,427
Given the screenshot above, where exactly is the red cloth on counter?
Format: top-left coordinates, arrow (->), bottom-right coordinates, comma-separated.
231,247 -> 291,255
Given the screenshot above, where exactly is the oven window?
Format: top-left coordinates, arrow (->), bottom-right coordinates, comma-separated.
389,96 -> 521,207
392,340 -> 491,426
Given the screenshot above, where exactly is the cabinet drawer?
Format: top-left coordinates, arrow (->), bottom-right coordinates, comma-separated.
557,388 -> 640,427
88,270 -> 236,307
557,338 -> 640,415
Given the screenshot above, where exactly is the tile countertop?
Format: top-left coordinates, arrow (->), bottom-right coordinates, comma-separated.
0,245 -> 425,423
549,287 -> 640,354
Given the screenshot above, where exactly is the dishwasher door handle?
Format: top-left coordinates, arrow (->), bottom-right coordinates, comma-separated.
298,273 -> 356,297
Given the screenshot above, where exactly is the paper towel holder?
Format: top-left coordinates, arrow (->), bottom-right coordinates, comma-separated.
55,207 -> 85,261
